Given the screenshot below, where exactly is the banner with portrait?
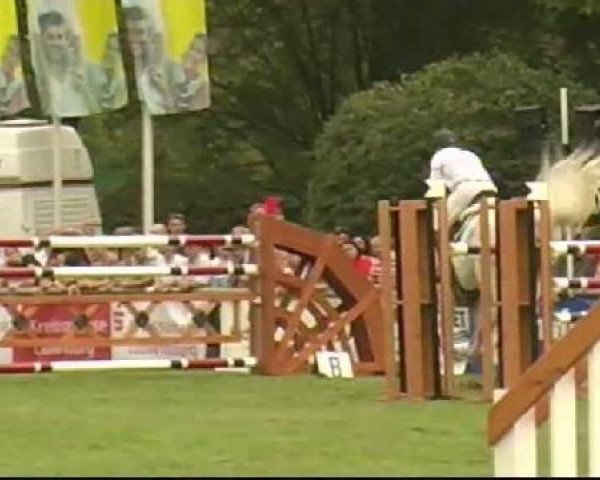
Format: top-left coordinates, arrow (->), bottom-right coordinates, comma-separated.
0,0 -> 30,116
121,0 -> 210,115
27,0 -> 127,118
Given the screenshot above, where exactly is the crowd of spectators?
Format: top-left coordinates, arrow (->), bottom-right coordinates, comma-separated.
0,197 -> 384,293
0,211 -> 254,294
333,226 -> 382,286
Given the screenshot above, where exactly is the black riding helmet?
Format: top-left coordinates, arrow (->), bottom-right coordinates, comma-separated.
433,128 -> 458,150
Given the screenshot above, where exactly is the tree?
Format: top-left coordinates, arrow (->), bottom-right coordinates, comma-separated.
307,52 -> 598,234
534,0 -> 600,15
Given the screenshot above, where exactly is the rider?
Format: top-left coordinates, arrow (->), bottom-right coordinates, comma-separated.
430,129 -> 497,377
429,129 -> 497,232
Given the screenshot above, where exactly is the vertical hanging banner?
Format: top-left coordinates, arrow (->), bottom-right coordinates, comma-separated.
122,0 -> 210,115
27,0 -> 127,117
0,0 -> 31,116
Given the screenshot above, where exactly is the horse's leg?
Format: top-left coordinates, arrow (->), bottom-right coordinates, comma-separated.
465,296 -> 483,375
565,226 -> 575,278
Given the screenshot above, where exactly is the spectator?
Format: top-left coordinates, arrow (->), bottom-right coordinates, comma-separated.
86,248 -> 109,266
231,224 -> 251,237
154,245 -> 188,268
81,217 -> 102,236
47,250 -> 66,267
353,236 -> 368,254
229,224 -> 252,263
166,214 -> 187,257
37,250 -> 67,292
3,247 -> 22,267
369,235 -> 383,285
334,227 -> 350,245
151,223 -> 167,235
106,251 -> 116,265
152,245 -> 189,291
208,247 -> 234,288
246,202 -> 266,234
117,248 -> 146,266
263,196 -> 284,220
249,203 -> 265,216
64,249 -> 90,266
145,223 -> 168,266
145,221 -> 189,267
370,235 -> 381,258
113,225 -> 138,235
341,241 -> 374,279
166,213 -> 186,235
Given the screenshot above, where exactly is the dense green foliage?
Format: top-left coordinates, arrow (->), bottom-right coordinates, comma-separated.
307,53 -> 598,233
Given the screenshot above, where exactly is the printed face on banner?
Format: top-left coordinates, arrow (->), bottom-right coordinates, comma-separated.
122,0 -> 210,115
0,0 -> 31,116
27,0 -> 128,118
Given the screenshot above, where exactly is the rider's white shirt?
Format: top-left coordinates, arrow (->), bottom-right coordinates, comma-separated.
429,147 -> 493,191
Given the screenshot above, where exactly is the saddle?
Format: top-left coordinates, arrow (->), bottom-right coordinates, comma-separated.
451,199 -> 481,241
450,191 -> 495,241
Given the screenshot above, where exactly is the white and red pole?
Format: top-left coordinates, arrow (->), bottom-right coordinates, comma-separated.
0,357 -> 258,374
0,234 -> 255,249
0,264 -> 259,280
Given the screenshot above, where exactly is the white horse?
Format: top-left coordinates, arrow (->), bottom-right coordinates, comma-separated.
451,144 -> 600,372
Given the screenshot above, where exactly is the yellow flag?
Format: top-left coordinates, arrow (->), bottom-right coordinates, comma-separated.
0,0 -> 31,116
27,0 -> 127,118
122,0 -> 210,115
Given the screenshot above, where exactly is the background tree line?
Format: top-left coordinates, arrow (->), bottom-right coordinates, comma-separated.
8,0 -> 600,234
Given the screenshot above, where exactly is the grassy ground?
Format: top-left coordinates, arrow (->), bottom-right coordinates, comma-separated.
0,372 -> 492,477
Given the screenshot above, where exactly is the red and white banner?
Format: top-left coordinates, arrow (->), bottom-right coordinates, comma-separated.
110,300 -> 206,360
0,299 -> 250,364
10,303 -> 111,362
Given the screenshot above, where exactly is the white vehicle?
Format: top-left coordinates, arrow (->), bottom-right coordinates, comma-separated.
0,118 -> 101,236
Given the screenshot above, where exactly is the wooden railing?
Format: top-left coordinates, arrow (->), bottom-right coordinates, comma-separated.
488,299 -> 600,476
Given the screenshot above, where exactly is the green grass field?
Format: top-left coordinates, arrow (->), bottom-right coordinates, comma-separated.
0,372 -> 492,477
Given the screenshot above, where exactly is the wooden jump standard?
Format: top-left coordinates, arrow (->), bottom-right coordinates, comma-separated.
0,215 -> 386,377
378,181 -> 550,402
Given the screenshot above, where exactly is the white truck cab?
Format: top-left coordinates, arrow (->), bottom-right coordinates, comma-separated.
0,118 -> 101,236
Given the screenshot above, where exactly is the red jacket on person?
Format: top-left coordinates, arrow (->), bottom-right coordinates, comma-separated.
354,256 -> 374,278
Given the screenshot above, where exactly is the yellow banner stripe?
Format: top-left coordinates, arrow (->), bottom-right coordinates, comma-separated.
0,0 -> 19,52
161,0 -> 206,60
77,0 -> 119,63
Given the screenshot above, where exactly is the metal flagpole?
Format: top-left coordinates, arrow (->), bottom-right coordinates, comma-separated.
141,104 -> 154,234
559,88 -> 575,278
52,114 -> 62,229
560,87 -> 570,155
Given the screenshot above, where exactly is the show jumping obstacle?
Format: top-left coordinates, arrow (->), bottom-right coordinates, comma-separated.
377,180 -> 598,403
378,181 -> 499,401
0,215 -> 385,377
377,182 -> 600,472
